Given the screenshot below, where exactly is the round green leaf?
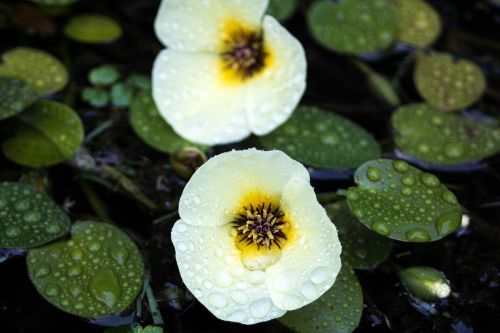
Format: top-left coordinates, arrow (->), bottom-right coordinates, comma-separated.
111,82 -> 133,108
88,65 -> 120,86
2,100 -> 84,167
346,159 -> 463,242
307,0 -> 398,54
0,47 -> 69,95
397,0 -> 442,47
279,265 -> 363,333
0,182 -> 70,248
0,76 -> 38,121
130,91 -> 208,153
81,87 -> 110,108
27,221 -> 145,318
261,106 -> 381,169
392,103 -> 500,165
266,0 -> 297,21
64,15 -> 122,44
414,52 -> 486,111
326,201 -> 392,269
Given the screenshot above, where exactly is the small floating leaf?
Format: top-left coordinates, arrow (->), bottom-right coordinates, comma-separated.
397,0 -> 442,47
0,182 -> 70,248
2,100 -> 84,167
346,159 -> 463,242
392,103 -> 500,165
81,87 -> 110,108
261,106 -> 381,169
27,221 -> 145,318
399,266 -> 451,301
0,47 -> 69,94
0,76 -> 38,121
307,0 -> 398,54
279,265 -> 363,333
110,82 -> 133,108
326,201 -> 393,269
64,15 -> 122,44
130,91 -> 208,153
88,65 -> 120,86
414,52 -> 486,111
266,0 -> 297,22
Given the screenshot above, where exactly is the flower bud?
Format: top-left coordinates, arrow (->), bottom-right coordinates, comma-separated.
170,147 -> 207,179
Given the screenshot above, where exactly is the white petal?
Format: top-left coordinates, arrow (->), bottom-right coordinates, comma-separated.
154,0 -> 269,52
171,220 -> 286,324
266,177 -> 342,310
179,149 -> 310,227
152,50 -> 251,145
245,16 -> 307,135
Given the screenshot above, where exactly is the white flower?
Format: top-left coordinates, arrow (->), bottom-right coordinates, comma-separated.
152,0 -> 307,145
171,149 -> 341,324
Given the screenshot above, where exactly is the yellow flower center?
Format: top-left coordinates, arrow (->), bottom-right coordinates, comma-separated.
219,20 -> 273,85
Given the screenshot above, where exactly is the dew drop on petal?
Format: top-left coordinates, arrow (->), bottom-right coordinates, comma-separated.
311,266 -> 331,285
250,298 -> 272,318
208,292 -> 227,308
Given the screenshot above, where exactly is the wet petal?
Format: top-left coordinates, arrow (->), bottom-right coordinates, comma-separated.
266,177 -> 342,310
171,220 -> 286,324
154,0 -> 268,52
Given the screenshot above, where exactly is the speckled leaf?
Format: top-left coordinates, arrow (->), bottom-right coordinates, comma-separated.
64,15 -> 122,44
279,265 -> 363,333
397,0 -> 442,47
307,0 -> 398,54
392,103 -> 500,165
0,47 -> 68,94
27,221 -> 145,318
0,76 -> 38,120
0,182 -> 70,248
414,52 -> 486,111
326,201 -> 392,269
2,100 -> 84,167
260,106 -> 381,169
346,159 -> 463,242
266,0 -> 297,21
130,91 -> 208,153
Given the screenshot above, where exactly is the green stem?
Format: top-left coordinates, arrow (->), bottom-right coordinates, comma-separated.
79,180 -> 112,223
84,118 -> 115,144
153,210 -> 180,225
144,278 -> 164,326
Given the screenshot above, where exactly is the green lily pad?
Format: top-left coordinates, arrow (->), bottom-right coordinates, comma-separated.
130,91 -> 208,153
346,159 -> 463,242
279,265 -> 363,333
111,82 -> 133,108
392,103 -> 500,165
27,221 -> 145,318
64,15 -> 122,44
82,87 -> 110,108
326,201 -> 393,269
88,65 -> 120,86
260,106 -> 381,169
0,47 -> 69,94
307,0 -> 398,54
0,76 -> 38,121
2,100 -> 84,168
397,0 -> 442,47
414,52 -> 486,111
266,0 -> 297,21
0,182 -> 71,248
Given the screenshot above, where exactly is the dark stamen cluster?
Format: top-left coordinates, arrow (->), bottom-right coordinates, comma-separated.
221,29 -> 267,81
232,203 -> 287,249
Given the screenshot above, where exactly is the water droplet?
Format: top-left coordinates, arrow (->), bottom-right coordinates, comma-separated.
283,295 -> 303,309
402,175 -> 415,186
405,228 -> 431,242
208,292 -> 227,308
366,166 -> 382,182
88,241 -> 102,252
5,226 -> 21,238
444,143 -> 464,158
110,246 -> 129,265
176,223 -> 187,233
250,298 -> 272,318
44,284 -> 59,297
70,285 -> 82,298
214,270 -> 232,288
23,210 -> 41,223
34,265 -> 50,277
228,310 -> 248,322
347,190 -> 359,201
393,160 -> 409,173
230,291 -> 248,304
435,212 -> 461,237
71,248 -> 84,261
67,265 -> 82,277
311,266 -> 331,284
45,224 -> 61,234
372,222 -> 390,236
321,133 -> 339,145
401,186 -> 413,196
421,173 -> 440,188
14,200 -> 30,211
89,269 -> 121,308
355,248 -> 368,259
418,144 -> 430,153
249,270 -> 266,285
301,282 -> 318,300
442,190 -> 458,204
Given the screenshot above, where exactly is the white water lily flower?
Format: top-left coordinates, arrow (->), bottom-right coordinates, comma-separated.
152,0 -> 307,145
171,149 -> 341,324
